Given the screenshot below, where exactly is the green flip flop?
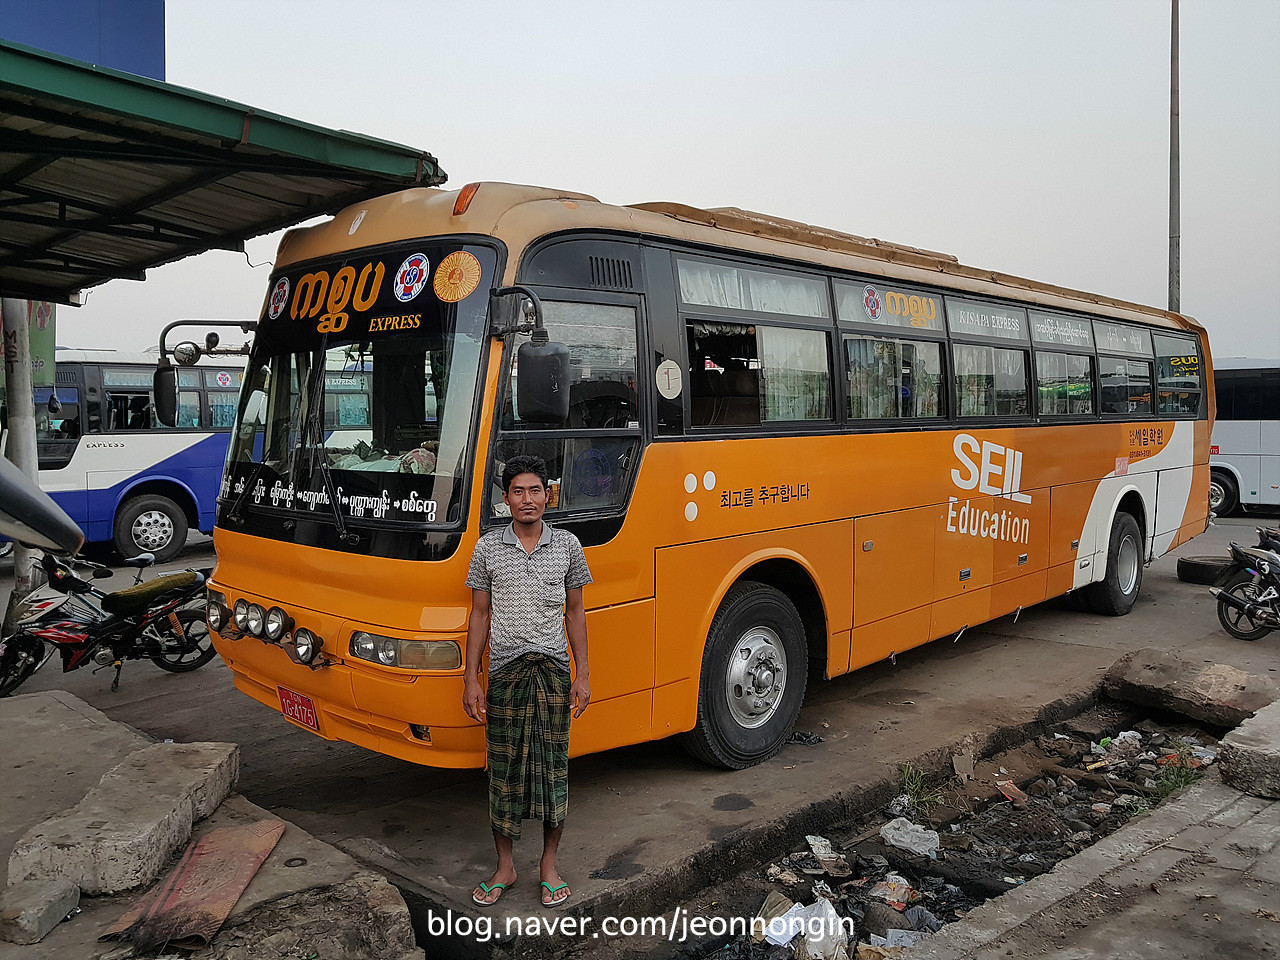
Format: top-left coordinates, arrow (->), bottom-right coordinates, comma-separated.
541,880 -> 571,908
472,880 -> 511,906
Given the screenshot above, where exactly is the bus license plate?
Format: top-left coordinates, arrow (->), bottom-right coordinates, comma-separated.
278,686 -> 319,731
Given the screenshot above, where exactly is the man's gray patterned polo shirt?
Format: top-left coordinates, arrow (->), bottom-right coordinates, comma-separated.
465,521 -> 592,675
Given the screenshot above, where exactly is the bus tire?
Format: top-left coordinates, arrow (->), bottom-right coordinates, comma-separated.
114,494 -> 188,563
1209,471 -> 1238,517
680,581 -> 808,769
1086,512 -> 1144,616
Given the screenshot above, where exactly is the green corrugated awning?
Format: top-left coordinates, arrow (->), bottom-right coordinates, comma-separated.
0,38 -> 445,304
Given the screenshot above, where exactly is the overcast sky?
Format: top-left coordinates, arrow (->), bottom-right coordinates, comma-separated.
60,0 -> 1279,361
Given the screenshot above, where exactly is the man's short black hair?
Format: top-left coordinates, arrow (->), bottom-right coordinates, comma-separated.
502,455 -> 550,493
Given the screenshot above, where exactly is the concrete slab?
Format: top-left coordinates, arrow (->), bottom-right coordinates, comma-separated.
1221,698 -> 1280,798
9,741 -> 239,895
1103,646 -> 1279,727
0,691 -> 148,889
0,880 -> 78,945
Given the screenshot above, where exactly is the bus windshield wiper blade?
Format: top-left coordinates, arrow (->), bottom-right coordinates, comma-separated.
296,357 -> 358,545
226,461 -> 268,525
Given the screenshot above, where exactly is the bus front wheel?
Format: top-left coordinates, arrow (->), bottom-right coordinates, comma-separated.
681,581 -> 808,769
1086,512 -> 1143,616
114,495 -> 188,563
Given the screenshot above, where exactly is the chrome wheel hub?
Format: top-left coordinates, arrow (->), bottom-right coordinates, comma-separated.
132,510 -> 174,550
724,627 -> 787,728
1118,534 -> 1140,595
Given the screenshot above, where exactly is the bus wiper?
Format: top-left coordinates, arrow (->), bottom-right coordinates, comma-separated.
297,361 -> 358,545
226,461 -> 268,526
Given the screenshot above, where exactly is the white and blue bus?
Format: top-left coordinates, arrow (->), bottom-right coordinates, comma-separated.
1210,358 -> 1280,515
3,349 -> 374,560
1,350 -> 246,560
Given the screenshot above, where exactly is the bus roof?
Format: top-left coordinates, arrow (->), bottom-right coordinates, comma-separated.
1214,357 -> 1280,370
54,348 -> 245,367
275,182 -> 1203,337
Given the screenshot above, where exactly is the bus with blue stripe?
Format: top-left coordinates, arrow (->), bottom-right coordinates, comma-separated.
0,350 -> 248,560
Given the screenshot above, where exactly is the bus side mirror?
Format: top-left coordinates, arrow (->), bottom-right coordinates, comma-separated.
153,361 -> 178,427
517,336 -> 571,423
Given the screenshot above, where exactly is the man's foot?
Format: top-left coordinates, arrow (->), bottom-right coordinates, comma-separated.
472,870 -> 516,906
540,878 -> 571,908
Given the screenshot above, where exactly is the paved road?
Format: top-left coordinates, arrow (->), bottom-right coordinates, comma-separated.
3,514 -> 1278,925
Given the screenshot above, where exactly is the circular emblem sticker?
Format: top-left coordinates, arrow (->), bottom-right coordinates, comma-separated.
434,251 -> 483,303
656,359 -> 683,399
268,277 -> 290,319
216,371 -> 233,387
394,253 -> 431,302
862,284 -> 881,321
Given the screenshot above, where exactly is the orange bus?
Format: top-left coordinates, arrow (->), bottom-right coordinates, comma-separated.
163,182 -> 1212,769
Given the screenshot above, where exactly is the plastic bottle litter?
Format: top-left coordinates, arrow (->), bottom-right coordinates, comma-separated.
879,817 -> 941,859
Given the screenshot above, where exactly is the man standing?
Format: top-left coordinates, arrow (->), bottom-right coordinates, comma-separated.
463,455 -> 591,908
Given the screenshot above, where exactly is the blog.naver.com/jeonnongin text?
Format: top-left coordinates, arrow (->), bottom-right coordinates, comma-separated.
422,907 -> 856,944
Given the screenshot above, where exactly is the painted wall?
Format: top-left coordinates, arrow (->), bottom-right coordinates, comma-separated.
0,0 -> 164,80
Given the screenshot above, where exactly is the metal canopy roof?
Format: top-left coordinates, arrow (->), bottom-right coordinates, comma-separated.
0,38 -> 445,305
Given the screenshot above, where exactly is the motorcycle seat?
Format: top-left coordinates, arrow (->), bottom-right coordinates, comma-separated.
101,571 -> 200,616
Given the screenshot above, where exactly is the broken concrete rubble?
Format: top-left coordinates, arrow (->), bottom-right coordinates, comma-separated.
9,742 -> 238,895
0,879 -> 78,945
1103,647 -> 1278,727
1220,698 -> 1280,799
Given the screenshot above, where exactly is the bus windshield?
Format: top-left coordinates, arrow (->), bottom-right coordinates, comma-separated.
221,242 -> 495,534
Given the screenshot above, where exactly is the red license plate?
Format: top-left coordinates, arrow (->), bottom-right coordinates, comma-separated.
277,686 -> 319,731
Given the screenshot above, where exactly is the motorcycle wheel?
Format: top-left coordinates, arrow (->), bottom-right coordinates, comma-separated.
1216,571 -> 1275,641
150,609 -> 217,673
0,635 -> 45,696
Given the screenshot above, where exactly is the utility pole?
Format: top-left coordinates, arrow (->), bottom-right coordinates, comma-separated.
1,297 -> 42,632
1168,0 -> 1180,313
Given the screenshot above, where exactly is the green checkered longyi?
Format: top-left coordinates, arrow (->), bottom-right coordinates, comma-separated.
486,653 -> 571,840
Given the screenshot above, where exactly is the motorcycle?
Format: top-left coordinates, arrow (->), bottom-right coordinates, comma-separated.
0,552 -> 215,696
1210,531 -> 1280,641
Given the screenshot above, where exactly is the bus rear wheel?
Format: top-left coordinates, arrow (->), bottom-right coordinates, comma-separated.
1209,471 -> 1238,517
681,581 -> 808,769
1086,512 -> 1144,616
114,495 -> 188,563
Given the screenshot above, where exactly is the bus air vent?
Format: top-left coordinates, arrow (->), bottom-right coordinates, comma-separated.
589,256 -> 634,290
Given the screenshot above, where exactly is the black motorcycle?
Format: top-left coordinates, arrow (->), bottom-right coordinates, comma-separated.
0,552 -> 214,696
1210,533 -> 1280,641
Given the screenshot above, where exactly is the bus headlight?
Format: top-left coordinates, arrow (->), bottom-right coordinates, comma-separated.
245,603 -> 266,638
286,628 -> 322,665
265,606 -> 293,642
349,632 -> 461,670
233,599 -> 250,631
207,591 -> 228,633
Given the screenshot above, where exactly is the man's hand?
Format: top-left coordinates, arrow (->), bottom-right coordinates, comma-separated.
462,676 -> 486,723
571,674 -> 591,719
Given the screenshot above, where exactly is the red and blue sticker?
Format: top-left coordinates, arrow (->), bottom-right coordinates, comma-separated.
862,284 -> 881,321
394,253 -> 431,302
268,277 -> 290,319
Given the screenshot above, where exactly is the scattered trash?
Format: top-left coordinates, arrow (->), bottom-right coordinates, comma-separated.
793,897 -> 848,959
751,890 -> 794,943
786,730 -> 825,746
886,794 -> 915,818
953,750 -> 976,782
1254,908 -> 1280,923
870,928 -> 927,948
995,779 -> 1029,808
808,835 -> 853,877
1092,803 -> 1113,815
868,872 -> 918,909
904,904 -> 944,933
879,818 -> 940,859
765,863 -> 802,886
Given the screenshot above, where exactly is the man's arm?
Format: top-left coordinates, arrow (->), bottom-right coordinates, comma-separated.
462,588 -> 490,722
566,586 -> 590,718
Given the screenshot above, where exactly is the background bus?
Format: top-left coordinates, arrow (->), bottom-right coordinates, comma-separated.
1209,358 -> 1280,515
0,349 -> 246,560
189,182 -> 1210,770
